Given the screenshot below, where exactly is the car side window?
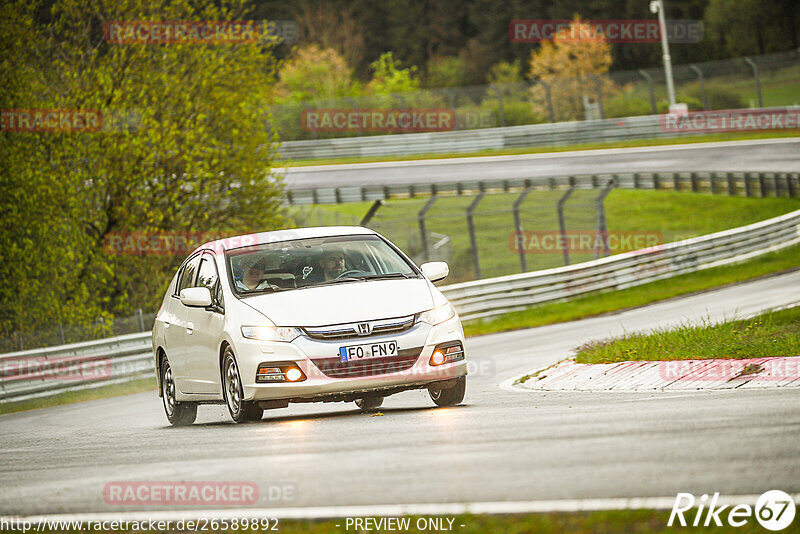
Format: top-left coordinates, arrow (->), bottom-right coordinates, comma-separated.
176,255 -> 201,295
198,253 -> 224,311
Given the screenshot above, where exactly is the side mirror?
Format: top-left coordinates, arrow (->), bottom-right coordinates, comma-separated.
420,261 -> 449,282
179,287 -> 213,308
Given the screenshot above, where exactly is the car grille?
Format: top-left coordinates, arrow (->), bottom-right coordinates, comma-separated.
312,347 -> 423,378
303,315 -> 415,340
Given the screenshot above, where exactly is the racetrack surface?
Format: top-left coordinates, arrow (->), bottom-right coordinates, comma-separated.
281,138 -> 800,190
1,270 -> 799,516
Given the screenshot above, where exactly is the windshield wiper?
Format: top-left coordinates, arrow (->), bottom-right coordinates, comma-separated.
356,273 -> 416,280
239,283 -> 287,294
310,277 -> 364,287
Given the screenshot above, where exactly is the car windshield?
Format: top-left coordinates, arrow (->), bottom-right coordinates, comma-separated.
225,234 -> 418,294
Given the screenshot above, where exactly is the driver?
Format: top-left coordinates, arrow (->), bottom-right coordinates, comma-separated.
319,246 -> 347,280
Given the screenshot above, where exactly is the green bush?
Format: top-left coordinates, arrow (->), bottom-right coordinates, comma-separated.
605,95 -> 654,118
679,82 -> 747,110
657,96 -> 703,113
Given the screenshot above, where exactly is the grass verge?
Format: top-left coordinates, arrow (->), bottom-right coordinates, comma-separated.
575,306 -> 800,365
0,377 -> 155,416
463,243 -> 800,337
281,130 -> 800,167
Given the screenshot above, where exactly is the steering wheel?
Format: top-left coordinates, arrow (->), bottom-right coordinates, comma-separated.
335,269 -> 365,280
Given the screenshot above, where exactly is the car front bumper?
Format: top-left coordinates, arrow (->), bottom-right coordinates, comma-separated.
235,314 -> 467,402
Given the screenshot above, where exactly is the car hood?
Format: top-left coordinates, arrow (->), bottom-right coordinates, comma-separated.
241,278 -> 435,326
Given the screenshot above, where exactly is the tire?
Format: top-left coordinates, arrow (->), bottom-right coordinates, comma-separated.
355,395 -> 383,412
428,376 -> 466,407
222,348 -> 263,423
161,356 -> 197,426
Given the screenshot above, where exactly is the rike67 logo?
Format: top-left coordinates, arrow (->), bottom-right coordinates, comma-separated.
669,490 -> 796,530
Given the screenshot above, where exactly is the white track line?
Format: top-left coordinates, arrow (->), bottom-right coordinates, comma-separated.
5,494 -> 800,522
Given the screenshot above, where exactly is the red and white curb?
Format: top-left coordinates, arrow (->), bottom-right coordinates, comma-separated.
503,356 -> 800,392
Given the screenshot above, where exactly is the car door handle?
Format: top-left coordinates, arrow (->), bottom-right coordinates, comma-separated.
186,322 -> 194,335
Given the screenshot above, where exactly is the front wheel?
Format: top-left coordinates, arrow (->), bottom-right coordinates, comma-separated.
222,348 -> 263,423
428,376 -> 466,407
161,356 -> 197,426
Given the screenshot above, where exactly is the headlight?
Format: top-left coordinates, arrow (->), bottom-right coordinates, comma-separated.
418,303 -> 456,325
241,326 -> 302,342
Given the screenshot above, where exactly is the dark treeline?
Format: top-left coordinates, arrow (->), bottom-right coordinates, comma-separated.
253,0 -> 800,86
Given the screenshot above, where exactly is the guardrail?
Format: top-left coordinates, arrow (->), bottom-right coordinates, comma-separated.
441,208 -> 800,320
2,208 -> 799,402
279,106 -> 800,161
0,332 -> 153,402
286,170 -> 800,205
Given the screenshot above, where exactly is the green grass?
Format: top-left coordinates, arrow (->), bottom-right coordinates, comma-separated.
0,377 -> 156,416
296,189 -> 800,284
464,243 -> 800,337
4,510 -> 794,533
575,306 -> 800,365
280,129 -> 800,166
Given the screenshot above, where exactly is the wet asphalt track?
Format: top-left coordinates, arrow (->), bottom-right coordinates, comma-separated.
281,138 -> 800,190
1,270 -> 798,516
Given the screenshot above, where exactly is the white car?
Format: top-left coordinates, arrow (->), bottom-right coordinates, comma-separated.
152,226 -> 467,425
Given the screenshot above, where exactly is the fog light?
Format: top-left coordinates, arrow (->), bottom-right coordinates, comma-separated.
430,351 -> 445,366
285,368 -> 303,382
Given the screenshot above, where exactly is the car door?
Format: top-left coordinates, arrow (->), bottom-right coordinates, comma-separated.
168,253 -> 201,394
182,252 -> 226,395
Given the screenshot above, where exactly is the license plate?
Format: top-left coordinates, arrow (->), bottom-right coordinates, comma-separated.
339,340 -> 398,362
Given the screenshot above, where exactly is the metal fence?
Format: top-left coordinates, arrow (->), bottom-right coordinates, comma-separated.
3,206 -> 798,402
274,48 -> 800,150
444,207 -> 800,320
0,310 -> 155,355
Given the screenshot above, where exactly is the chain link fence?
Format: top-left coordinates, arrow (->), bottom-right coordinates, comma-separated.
272,49 -> 800,142
1,310 -> 155,355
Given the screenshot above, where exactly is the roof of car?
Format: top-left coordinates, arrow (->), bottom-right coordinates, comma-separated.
193,226 -> 377,255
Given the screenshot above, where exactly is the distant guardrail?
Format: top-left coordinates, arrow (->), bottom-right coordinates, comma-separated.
279,106 -> 800,161
442,208 -> 800,320
286,170 -> 800,205
2,208 -> 799,402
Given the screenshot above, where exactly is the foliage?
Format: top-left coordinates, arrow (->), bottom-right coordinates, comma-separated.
0,0 -> 286,339
425,56 -> 467,88
366,52 -> 420,95
276,44 -> 358,102
527,16 -> 617,122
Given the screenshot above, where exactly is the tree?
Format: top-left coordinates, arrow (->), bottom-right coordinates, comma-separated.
275,45 -> 357,102
527,16 -> 616,122
291,0 -> 366,70
0,0 -> 286,341
366,52 -> 420,95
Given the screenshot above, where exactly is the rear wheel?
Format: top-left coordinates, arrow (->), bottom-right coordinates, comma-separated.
161,356 -> 197,426
355,395 -> 383,412
222,348 -> 263,423
428,376 -> 466,407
